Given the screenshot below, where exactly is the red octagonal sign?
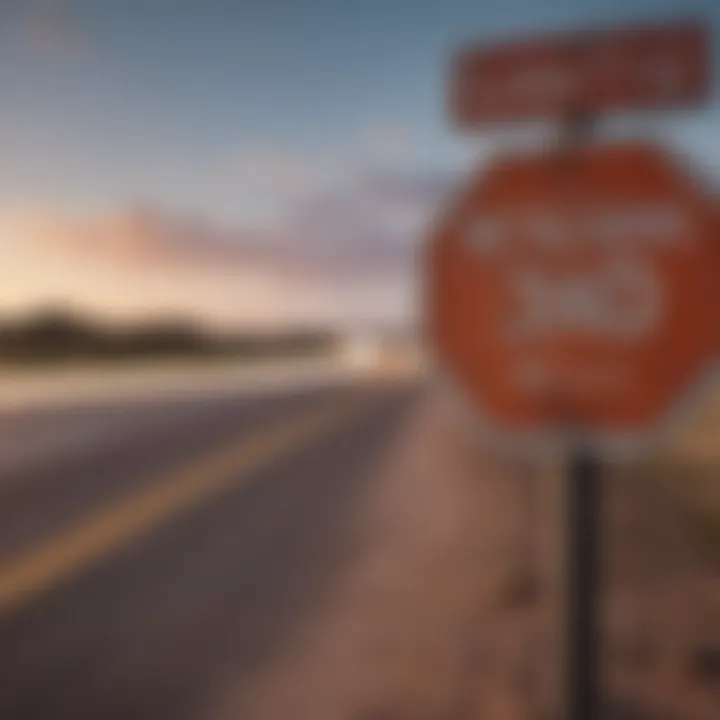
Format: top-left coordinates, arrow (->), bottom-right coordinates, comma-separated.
426,142 -> 720,452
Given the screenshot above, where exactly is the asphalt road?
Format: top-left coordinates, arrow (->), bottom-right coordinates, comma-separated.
0,377 -> 416,720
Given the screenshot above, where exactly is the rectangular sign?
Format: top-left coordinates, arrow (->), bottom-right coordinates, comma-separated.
450,20 -> 710,126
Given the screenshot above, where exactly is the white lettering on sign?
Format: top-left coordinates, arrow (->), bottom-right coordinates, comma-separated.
510,68 -> 576,101
644,58 -> 684,98
507,258 -> 663,342
466,205 -> 691,252
469,217 -> 503,252
514,359 -> 632,394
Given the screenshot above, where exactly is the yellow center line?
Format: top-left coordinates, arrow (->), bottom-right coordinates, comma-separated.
0,393 -> 379,617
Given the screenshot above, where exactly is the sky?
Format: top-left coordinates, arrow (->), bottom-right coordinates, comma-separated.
1,0 -> 720,330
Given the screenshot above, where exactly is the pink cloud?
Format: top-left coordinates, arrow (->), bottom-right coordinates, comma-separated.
14,0 -> 86,58
2,159 -> 453,328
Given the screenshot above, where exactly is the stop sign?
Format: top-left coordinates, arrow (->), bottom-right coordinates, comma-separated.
426,142 -> 720,451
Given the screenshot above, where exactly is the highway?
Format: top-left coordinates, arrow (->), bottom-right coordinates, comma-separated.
0,374 -> 416,719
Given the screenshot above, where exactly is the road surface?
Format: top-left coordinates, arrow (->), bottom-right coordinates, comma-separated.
0,375 -> 416,720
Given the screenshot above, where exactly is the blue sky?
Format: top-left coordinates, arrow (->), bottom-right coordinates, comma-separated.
1,0 -> 719,327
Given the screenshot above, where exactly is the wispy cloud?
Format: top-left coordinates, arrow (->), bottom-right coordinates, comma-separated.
1,144 -> 456,328
362,121 -> 414,162
12,0 -> 86,58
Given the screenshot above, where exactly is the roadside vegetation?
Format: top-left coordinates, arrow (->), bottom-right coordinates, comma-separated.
0,310 -> 338,367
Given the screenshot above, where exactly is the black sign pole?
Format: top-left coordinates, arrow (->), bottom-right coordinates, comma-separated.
556,107 -> 602,720
566,448 -> 601,720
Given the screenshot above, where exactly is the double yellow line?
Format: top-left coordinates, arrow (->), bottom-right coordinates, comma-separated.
0,393 -> 377,617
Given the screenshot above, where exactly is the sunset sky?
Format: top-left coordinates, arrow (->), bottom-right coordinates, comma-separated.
2,0 -> 720,329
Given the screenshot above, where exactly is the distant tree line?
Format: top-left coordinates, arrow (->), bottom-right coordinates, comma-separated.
0,310 -> 338,365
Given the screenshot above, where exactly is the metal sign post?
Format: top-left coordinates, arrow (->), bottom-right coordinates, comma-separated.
566,449 -> 601,720
562,112 -> 601,720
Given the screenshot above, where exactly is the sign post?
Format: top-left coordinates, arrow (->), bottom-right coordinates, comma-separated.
566,449 -> 601,719
428,18 -> 714,720
563,114 -> 602,720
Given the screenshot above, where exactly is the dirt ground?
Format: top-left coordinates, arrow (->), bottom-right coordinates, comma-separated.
213,387 -> 720,720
